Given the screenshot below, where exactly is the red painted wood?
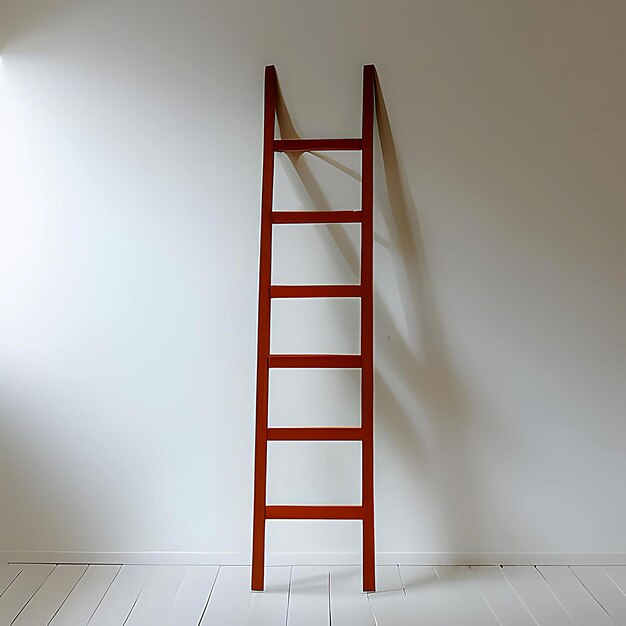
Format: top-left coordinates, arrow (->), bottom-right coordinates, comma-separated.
268,354 -> 362,368
252,64 -> 378,593
267,427 -> 364,441
274,138 -> 362,152
270,285 -> 362,298
360,64 -> 376,592
266,505 -> 365,520
272,210 -> 362,224
251,65 -> 277,591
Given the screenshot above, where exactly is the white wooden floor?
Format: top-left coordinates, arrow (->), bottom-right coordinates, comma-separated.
1,563 -> 625,625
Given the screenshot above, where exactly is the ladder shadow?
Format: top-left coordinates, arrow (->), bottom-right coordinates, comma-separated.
273,67 -> 518,559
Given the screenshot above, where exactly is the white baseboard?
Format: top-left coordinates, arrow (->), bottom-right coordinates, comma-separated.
2,551 -> 626,566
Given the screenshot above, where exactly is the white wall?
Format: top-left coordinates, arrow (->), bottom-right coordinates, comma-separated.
0,0 -> 624,562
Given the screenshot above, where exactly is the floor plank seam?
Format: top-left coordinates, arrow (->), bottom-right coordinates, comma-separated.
568,566 -> 618,623
86,564 -> 122,625
468,566 -> 503,626
169,566 -> 190,615
45,565 -> 89,626
196,564 -> 220,625
604,568 -> 626,596
0,569 -> 23,599
433,565 -> 441,582
284,566 -> 292,626
534,565 -> 576,624
365,588 -> 378,626
396,564 -> 407,596
121,592 -> 141,626
10,565 -> 56,625
500,565 -> 541,626
327,568 -> 332,625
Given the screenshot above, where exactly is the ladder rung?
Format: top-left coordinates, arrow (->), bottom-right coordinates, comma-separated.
272,210 -> 362,224
268,354 -> 362,368
270,285 -> 362,298
274,139 -> 362,152
266,505 -> 365,520
267,427 -> 364,441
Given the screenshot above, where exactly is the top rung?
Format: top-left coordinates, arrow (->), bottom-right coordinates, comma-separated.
274,139 -> 362,153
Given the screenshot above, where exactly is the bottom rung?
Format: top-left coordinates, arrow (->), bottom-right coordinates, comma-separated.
266,505 -> 364,520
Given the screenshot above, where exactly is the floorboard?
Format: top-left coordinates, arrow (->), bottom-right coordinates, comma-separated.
329,565 -> 375,625
571,566 -> 626,623
502,566 -> 575,625
537,566 -> 615,625
377,565 -> 499,625
87,565 -> 152,626
470,565 -> 537,625
0,562 -> 621,625
200,565 -> 290,626
0,565 -> 23,597
286,566 -> 330,626
168,565 -> 219,625
13,565 -> 86,626
605,566 -> 626,596
0,564 -> 55,624
124,565 -> 187,626
49,565 -> 121,626
365,565 -> 410,625
433,566 -> 500,625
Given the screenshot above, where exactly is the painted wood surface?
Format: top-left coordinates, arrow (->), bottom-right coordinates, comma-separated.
0,563 -> 624,625
50,565 -> 121,626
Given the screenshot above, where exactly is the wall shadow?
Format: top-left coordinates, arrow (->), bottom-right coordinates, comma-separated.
274,67 -> 520,563
0,397 -> 110,555
0,1 -> 78,53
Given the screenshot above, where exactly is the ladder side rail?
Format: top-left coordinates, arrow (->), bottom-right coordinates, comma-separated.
251,65 -> 277,592
361,64 -> 376,592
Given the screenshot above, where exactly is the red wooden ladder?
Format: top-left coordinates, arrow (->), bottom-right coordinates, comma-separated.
252,64 -> 376,592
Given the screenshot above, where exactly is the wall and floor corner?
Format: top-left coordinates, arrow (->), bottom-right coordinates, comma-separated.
0,0 -> 624,566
